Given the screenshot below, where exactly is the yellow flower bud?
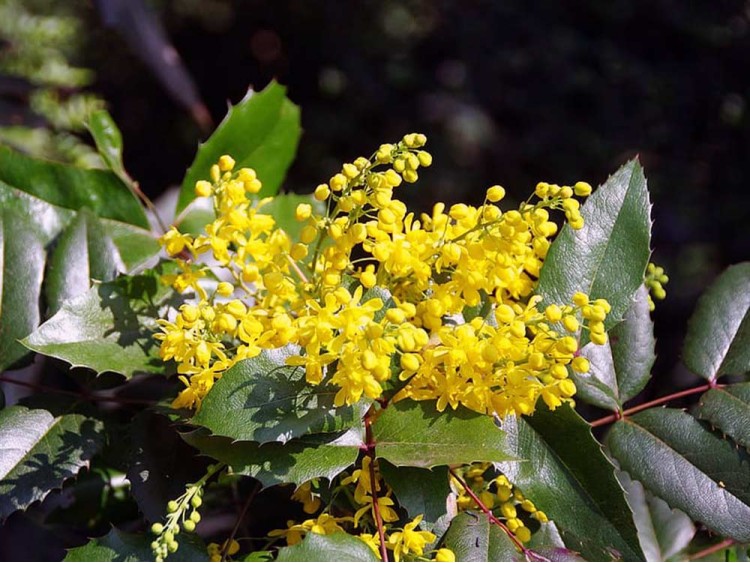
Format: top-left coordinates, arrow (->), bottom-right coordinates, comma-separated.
300,225 -> 318,244
572,292 -> 589,306
544,304 -> 562,322
216,282 -> 234,296
314,184 -> 330,201
562,315 -> 579,332
574,181 -> 593,196
435,548 -> 456,562
195,180 -> 212,198
218,155 -> 235,172
486,185 -> 506,202
571,356 -> 590,373
295,203 -> 312,221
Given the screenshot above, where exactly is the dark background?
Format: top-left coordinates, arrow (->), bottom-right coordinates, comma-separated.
84,0 -> 749,399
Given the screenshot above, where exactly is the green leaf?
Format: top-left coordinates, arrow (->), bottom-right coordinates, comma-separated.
616,469 -> 695,561
378,460 -> 450,526
442,512 -> 520,562
607,408 -> 750,542
182,426 -> 363,488
371,399 -> 512,468
275,532 -> 378,562
609,284 -> 656,404
46,209 -> 121,314
22,268 -> 176,378
696,383 -> 750,449
0,145 -> 148,228
63,528 -> 207,562
496,403 -> 644,561
260,193 -> 326,246
192,347 -> 363,444
177,81 -> 301,214
527,522 -> 586,562
573,339 -> 620,411
538,159 -> 652,337
101,219 -> 159,273
0,406 -> 104,519
683,263 -> 750,381
0,208 -> 47,370
87,110 -> 127,182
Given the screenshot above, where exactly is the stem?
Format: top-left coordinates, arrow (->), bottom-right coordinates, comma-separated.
0,375 -> 156,406
448,469 -> 535,559
364,407 -> 389,562
589,383 -> 716,428
221,481 -> 261,561
127,177 -> 169,234
687,538 -> 735,561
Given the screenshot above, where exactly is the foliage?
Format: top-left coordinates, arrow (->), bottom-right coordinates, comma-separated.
1,78 -> 749,563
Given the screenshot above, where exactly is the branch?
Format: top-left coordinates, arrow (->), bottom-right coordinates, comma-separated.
364,406 -> 389,562
687,538 -> 735,561
590,383 -> 717,428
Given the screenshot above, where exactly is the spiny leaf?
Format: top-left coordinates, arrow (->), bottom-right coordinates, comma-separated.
496,403 -> 644,561
0,406 -> 104,519
371,399 -> 513,468
192,347 -> 364,444
683,263 -> 750,381
177,81 -> 301,214
607,408 -> 750,542
538,159 -> 652,341
696,383 -> 750,449
378,461 -> 450,527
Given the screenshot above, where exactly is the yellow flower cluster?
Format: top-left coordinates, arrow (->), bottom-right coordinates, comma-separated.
453,462 -> 547,544
645,262 -> 669,311
156,134 -> 609,416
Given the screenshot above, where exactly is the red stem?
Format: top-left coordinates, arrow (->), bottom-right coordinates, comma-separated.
448,469 -> 535,559
0,375 -> 156,406
364,407 -> 389,562
687,538 -> 735,561
590,383 -> 716,428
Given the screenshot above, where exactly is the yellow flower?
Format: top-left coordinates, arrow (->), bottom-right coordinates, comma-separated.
386,515 -> 436,562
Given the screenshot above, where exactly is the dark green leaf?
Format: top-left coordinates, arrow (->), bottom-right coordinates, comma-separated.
607,408 -> 750,542
610,284 -> 656,404
538,159 -> 652,337
182,426 -> 363,488
87,110 -> 127,182
496,403 -> 644,561
275,532 -> 378,562
127,411 -> 207,522
0,145 -> 148,228
63,528 -> 207,562
0,406 -> 104,519
23,268 -> 176,378
0,208 -> 47,370
192,347 -> 363,444
46,209 -> 121,314
443,512 -> 520,562
683,263 -> 750,381
372,399 -> 512,468
574,339 -> 620,411
616,469 -> 695,561
178,81 -> 301,214
378,460 -> 450,526
696,383 -> 750,449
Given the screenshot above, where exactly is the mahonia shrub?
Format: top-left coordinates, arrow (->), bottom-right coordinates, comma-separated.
2,81 -> 750,563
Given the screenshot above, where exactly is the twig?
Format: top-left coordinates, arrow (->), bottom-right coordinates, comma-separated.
687,538 -> 735,561
0,374 -> 156,406
221,481 -> 261,561
364,408 -> 389,562
590,383 -> 717,428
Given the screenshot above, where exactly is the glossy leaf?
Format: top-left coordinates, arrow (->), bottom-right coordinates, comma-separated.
0,145 -> 148,228
182,426 -> 363,488
0,406 -> 104,519
87,110 -> 127,183
101,219 -> 159,273
23,268 -> 177,378
371,400 -> 512,468
63,528 -> 206,562
46,209 -> 121,314
617,469 -> 695,561
378,461 -> 450,526
178,81 -> 301,214
192,347 -> 363,443
696,383 -> 750,449
496,403 -> 644,561
574,339 -> 620,411
538,159 -> 652,338
443,512 -> 519,562
607,408 -> 750,542
683,263 -> 750,381
275,532 -> 378,562
260,193 -> 326,246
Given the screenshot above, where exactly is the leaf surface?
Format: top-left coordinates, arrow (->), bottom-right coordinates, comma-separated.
683,263 -> 750,380
372,400 -> 512,468
63,528 -> 206,562
607,408 -> 750,542
378,461 -> 450,526
177,81 -> 301,213
275,532 -> 378,562
696,383 -> 750,449
496,403 -> 644,561
0,406 -> 104,519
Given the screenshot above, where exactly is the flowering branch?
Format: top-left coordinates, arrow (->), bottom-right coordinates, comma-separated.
589,382 -> 719,428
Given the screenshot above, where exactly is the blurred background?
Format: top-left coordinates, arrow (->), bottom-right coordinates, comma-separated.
2,0 -> 748,423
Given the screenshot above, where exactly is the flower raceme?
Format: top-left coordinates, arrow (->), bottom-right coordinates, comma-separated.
156,134 -> 609,417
